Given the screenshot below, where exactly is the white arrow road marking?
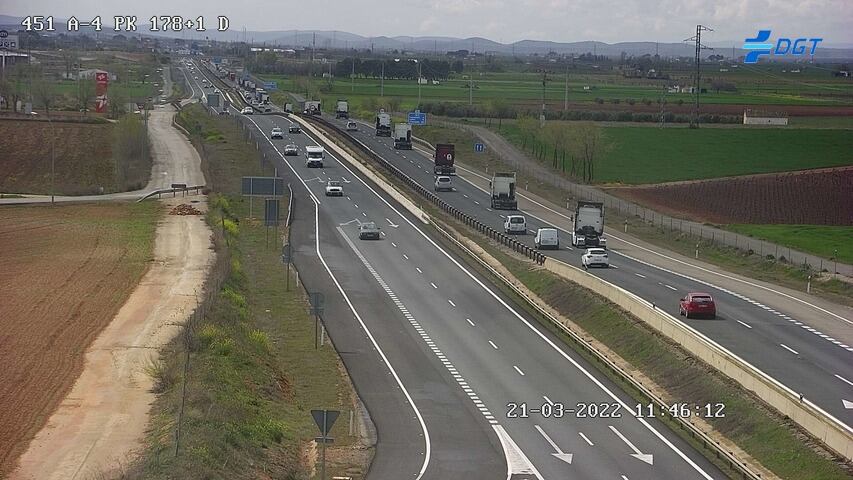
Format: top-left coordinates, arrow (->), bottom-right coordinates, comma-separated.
609,425 -> 653,465
304,176 -> 324,183
843,399 -> 853,409
338,219 -> 360,226
341,177 -> 351,183
492,425 -> 544,479
535,425 -> 574,464
386,217 -> 400,228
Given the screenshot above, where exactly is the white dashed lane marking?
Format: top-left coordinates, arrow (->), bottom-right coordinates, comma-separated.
513,365 -> 526,376
489,340 -> 498,350
780,344 -> 799,355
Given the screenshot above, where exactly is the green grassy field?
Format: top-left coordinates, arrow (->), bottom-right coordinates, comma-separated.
726,225 -> 853,265
493,122 -> 853,184
261,67 -> 851,108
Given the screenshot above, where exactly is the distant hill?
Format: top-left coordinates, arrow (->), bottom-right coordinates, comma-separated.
1,15 -> 851,59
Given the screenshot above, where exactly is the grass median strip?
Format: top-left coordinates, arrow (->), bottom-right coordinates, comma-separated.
126,104 -> 369,479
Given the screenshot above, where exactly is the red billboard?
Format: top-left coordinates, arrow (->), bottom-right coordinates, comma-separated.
95,72 -> 109,113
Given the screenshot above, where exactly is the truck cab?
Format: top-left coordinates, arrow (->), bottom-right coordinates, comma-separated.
434,144 -> 456,175
305,145 -> 325,168
393,123 -> 413,150
571,201 -> 607,249
490,172 -> 518,210
375,111 -> 392,137
335,100 -> 349,119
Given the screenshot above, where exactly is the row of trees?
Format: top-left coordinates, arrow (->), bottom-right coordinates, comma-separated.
333,58 -> 462,80
514,116 -> 608,183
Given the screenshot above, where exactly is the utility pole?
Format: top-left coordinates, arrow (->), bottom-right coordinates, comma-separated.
351,56 -> 355,93
380,59 -> 384,97
540,70 -> 547,125
417,59 -> 421,108
563,63 -> 569,111
684,24 -> 713,128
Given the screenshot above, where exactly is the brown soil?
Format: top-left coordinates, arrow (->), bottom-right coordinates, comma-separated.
0,118 -> 115,195
606,168 -> 853,225
0,203 -> 156,477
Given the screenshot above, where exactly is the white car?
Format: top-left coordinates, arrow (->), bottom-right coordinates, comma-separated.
325,180 -> 344,196
270,127 -> 283,139
504,215 -> 527,234
241,107 -> 253,115
434,175 -> 452,191
581,248 -> 609,268
346,121 -> 358,131
534,228 -> 559,250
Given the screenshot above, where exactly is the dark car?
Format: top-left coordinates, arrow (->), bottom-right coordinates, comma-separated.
358,222 -> 381,240
679,292 -> 717,319
289,125 -> 301,134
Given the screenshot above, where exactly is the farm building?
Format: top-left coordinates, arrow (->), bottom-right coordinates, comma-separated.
743,109 -> 788,126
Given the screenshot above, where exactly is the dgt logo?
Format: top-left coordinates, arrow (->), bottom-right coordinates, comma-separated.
743,30 -> 822,64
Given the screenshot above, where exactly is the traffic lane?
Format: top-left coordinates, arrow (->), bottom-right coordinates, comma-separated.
288,187 -> 430,479
249,113 -> 507,479
362,225 -> 722,479
332,117 -> 853,424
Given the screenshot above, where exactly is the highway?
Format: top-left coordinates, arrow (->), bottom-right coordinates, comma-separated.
321,113 -> 853,428
183,64 -> 728,479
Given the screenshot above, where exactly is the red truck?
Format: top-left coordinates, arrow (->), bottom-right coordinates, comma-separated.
434,144 -> 456,175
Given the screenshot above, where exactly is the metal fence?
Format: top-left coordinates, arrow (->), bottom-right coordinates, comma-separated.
444,120 -> 851,277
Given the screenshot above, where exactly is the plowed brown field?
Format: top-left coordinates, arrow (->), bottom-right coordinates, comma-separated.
0,202 -> 158,476
607,168 -> 853,225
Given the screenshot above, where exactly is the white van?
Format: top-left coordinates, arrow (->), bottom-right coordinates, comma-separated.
534,228 -> 559,250
305,145 -> 325,168
504,215 -> 527,234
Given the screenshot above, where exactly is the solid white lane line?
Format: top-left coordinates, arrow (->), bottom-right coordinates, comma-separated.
489,340 -> 498,350
834,374 -> 853,387
467,318 -> 476,327
737,320 -> 753,329
578,432 -> 594,446
513,365 -> 525,376
780,344 -> 799,355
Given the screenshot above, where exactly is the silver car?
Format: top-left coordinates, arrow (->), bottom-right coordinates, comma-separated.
358,222 -> 381,240
284,144 -> 298,156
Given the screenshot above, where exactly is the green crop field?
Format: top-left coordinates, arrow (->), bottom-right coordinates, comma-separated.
492,122 -> 853,184
726,225 -> 853,265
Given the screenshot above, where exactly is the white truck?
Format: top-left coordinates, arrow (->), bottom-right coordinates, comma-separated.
375,111 -> 392,136
571,201 -> 607,249
335,100 -> 349,119
304,101 -> 321,115
393,123 -> 412,149
305,145 -> 325,168
489,172 -> 517,210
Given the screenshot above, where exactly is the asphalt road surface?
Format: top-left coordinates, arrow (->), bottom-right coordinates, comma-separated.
185,65 -> 728,479
323,114 -> 853,429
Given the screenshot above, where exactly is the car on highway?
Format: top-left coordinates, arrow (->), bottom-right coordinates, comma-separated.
325,180 -> 344,196
270,127 -> 283,139
434,175 -> 453,191
241,107 -> 253,115
534,227 -> 559,250
284,144 -> 299,156
504,215 -> 527,234
358,222 -> 381,240
262,106 -> 272,113
346,121 -> 358,131
289,124 -> 301,134
581,248 -> 609,268
679,293 -> 717,319
218,110 -> 230,116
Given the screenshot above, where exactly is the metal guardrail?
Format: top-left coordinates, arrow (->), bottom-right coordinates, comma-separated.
136,185 -> 206,202
284,111 -> 762,479
297,114 -> 546,266
432,223 -> 762,480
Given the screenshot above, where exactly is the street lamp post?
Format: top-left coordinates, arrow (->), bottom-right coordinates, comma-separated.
415,59 -> 421,108
380,60 -> 384,97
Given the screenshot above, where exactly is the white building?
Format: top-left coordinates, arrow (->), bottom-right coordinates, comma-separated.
743,109 -> 788,126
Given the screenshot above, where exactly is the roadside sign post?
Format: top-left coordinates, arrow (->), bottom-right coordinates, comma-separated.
309,293 -> 325,349
281,244 -> 292,291
474,143 -> 485,153
311,409 -> 340,480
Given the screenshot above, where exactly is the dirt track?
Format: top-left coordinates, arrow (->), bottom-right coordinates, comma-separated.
8,197 -> 213,480
0,203 -> 158,476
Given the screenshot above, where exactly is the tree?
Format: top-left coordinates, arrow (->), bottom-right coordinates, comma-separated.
516,114 -> 539,152
31,72 -> 56,115
569,122 -> 609,183
77,78 -> 95,113
0,76 -> 11,110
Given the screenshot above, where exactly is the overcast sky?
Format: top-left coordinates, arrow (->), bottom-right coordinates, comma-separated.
3,0 -> 851,44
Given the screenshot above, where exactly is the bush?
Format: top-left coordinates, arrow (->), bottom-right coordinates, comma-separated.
595,97 -> 604,104
248,329 -> 271,351
626,98 -> 636,105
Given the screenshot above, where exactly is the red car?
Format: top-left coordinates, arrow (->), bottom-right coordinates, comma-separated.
679,292 -> 716,319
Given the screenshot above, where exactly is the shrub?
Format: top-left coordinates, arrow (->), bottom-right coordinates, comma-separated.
249,329 -> 271,351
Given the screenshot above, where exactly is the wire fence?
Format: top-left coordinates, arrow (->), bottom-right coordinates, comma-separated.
444,120 -> 851,277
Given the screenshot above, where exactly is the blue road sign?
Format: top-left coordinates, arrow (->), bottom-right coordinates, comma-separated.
263,81 -> 278,91
474,143 -> 485,153
408,110 -> 427,125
